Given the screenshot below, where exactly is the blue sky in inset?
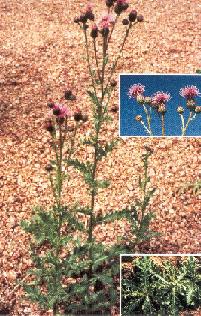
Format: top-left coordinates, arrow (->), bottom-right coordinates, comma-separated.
120,74 -> 201,136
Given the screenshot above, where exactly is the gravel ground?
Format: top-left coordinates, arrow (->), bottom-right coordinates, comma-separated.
0,0 -> 201,314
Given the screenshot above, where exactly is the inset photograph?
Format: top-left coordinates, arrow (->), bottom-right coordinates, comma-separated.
121,255 -> 201,316
119,74 -> 201,137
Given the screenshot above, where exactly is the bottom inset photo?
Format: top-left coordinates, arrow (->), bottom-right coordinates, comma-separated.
120,255 -> 201,316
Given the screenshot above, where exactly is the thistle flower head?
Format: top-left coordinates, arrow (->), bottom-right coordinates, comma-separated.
151,91 -> 171,105
85,3 -> 95,21
52,104 -> 71,118
99,13 -> 115,29
86,3 -> 93,12
128,83 -> 145,98
179,85 -> 200,99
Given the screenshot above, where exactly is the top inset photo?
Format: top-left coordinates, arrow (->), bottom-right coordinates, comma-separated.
119,74 -> 201,137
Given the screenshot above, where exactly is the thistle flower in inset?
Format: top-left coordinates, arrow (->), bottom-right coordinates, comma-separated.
179,85 -> 200,99
177,106 -> 184,114
151,91 -> 171,106
128,83 -> 145,98
52,104 -> 71,118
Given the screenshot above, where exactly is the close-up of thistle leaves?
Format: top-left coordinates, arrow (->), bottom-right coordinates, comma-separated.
121,256 -> 201,316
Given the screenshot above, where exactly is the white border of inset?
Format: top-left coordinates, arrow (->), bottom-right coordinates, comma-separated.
118,73 -> 201,138
120,253 -> 201,315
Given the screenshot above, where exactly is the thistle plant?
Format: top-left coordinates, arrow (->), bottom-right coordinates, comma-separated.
121,256 -> 201,316
20,1 -> 159,314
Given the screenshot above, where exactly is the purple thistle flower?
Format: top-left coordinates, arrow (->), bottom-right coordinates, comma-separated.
179,85 -> 200,99
151,91 -> 171,105
128,83 -> 145,98
52,104 -> 71,118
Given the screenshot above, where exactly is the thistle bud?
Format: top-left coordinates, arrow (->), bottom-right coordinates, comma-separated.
129,10 -> 137,22
45,120 -> 55,133
177,106 -> 184,114
64,90 -> 72,100
85,11 -> 95,21
90,24 -> 98,38
47,101 -> 55,109
45,164 -> 53,172
68,94 -> 76,101
122,18 -> 129,25
74,110 -> 83,122
53,108 -> 61,116
111,105 -> 118,113
79,14 -> 88,24
74,17 -> 80,23
122,3 -> 129,10
114,5 -> 122,15
110,79 -> 117,87
135,115 -> 142,122
106,0 -> 114,8
137,15 -> 144,22
136,95 -> 144,104
195,106 -> 201,113
82,114 -> 89,122
186,99 -> 196,110
144,97 -> 152,104
158,104 -> 166,113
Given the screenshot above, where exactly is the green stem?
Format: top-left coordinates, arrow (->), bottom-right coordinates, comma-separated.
140,120 -> 152,136
93,39 -> 101,82
108,15 -> 119,43
105,22 -> 136,97
161,113 -> 165,136
143,105 -> 152,135
182,111 -> 196,136
83,26 -> 97,96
